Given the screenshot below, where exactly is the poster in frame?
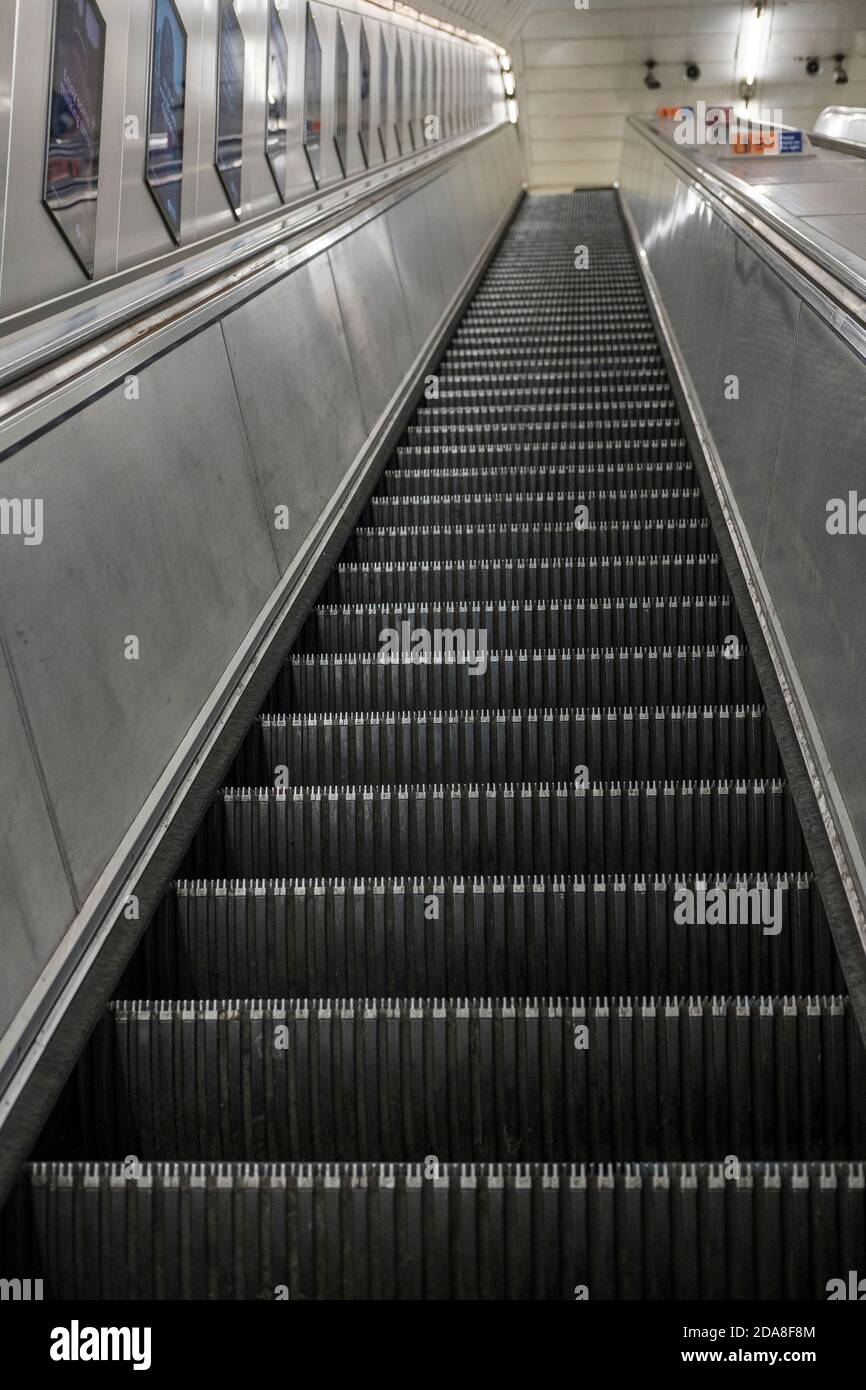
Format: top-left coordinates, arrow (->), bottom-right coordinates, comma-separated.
42,0 -> 108,278
145,0 -> 188,243
215,0 -> 245,218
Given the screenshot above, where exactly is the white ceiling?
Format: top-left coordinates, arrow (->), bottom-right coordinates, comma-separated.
414,0 -> 539,46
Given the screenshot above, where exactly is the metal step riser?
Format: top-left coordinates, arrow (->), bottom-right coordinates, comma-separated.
344,522 -> 715,564
390,442 -> 689,469
378,465 -> 695,497
231,707 -> 781,786
324,557 -> 728,604
41,998 -> 865,1164
119,877 -> 837,1002
296,600 -> 745,656
402,422 -> 683,446
272,650 -> 761,715
360,492 -> 705,526
7,1162 -> 863,1301
188,783 -> 806,879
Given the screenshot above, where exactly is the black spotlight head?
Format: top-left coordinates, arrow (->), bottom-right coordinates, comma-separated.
805,56 -> 821,76
834,54 -> 849,85
685,62 -> 701,82
644,60 -> 661,91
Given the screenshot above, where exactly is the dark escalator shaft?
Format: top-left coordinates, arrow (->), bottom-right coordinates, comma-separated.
4,191 -> 866,1300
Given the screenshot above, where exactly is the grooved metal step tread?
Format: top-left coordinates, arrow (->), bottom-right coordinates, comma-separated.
117,873 -> 838,1002
344,520 -> 716,563
36,996 -> 866,1165
296,597 -> 744,654
187,779 -> 807,878
272,646 -> 761,713
6,1161 -> 863,1300
229,704 -> 781,786
378,463 -> 695,497
324,554 -> 728,604
362,490 -> 705,526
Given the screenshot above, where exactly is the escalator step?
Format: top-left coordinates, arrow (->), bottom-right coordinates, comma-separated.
360,489 -> 705,526
390,440 -> 688,471
39,996 -> 866,1163
273,647 -> 761,713
117,874 -> 838,1002
378,463 -> 695,496
344,520 -> 715,563
232,705 -> 781,786
6,1160 -> 863,1301
323,555 -> 728,604
295,597 -> 744,655
188,780 -> 806,878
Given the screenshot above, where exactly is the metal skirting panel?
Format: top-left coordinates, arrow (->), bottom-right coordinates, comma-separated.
0,323 -> 282,903
619,120 -> 866,974
220,254 -> 367,575
327,213 -> 416,430
0,120 -> 523,1120
0,645 -> 76,1040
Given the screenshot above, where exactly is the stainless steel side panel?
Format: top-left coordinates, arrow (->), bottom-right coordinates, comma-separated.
0,646 -> 75,1045
422,168 -> 467,305
763,305 -> 866,837
221,252 -> 366,573
447,154 -> 482,266
0,2 -> 15,284
620,117 -> 866,949
704,236 -> 800,554
326,209 -> 413,432
385,183 -> 445,354
0,324 -> 279,901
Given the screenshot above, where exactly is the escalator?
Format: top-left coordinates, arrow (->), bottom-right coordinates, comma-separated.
3,190 -> 865,1300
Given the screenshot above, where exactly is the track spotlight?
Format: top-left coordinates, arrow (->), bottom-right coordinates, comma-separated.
833,53 -> 849,85
684,62 -> 701,82
805,56 -> 821,76
644,60 -> 661,91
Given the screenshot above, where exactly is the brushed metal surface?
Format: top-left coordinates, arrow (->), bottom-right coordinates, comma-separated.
678,203 -> 730,404
763,306 -> 866,838
767,180 -> 866,219
326,208 -> 413,432
0,1 -> 15,294
707,238 -> 801,554
385,182 -> 445,352
422,167 -> 467,304
804,214 -> 866,262
0,645 -> 75,1048
621,117 -> 866,982
447,148 -> 483,263
221,251 -> 366,573
628,116 -> 866,312
0,324 -> 279,901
